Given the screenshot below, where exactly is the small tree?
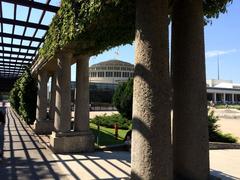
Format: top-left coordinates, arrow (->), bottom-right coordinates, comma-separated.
113,78 -> 133,120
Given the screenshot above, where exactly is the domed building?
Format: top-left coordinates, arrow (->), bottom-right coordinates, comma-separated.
89,60 -> 134,84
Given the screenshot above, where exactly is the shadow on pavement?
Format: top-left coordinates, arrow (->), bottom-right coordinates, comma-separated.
0,108 -> 69,179
210,169 -> 240,180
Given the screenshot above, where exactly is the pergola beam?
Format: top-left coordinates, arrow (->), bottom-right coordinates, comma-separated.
0,32 -> 43,42
0,18 -> 49,30
0,56 -> 33,61
0,50 -> 35,56
1,0 -> 59,12
0,43 -> 38,50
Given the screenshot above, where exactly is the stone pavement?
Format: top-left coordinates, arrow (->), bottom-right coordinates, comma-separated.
0,107 -> 240,179
214,108 -> 240,141
0,108 -> 71,179
210,150 -> 240,179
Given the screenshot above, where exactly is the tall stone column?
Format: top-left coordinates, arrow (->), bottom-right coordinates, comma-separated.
131,0 -> 172,179
49,73 -> 57,121
172,0 -> 209,179
223,93 -> 226,104
75,55 -> 90,131
72,55 -> 94,152
50,51 -> 94,153
213,93 -> 217,104
36,70 -> 48,121
33,70 -> 53,134
54,51 -> 72,133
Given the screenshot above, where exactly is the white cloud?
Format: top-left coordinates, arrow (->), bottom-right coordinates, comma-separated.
205,49 -> 238,58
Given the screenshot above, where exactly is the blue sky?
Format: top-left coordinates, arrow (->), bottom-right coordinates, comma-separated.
72,1 -> 240,82
205,1 -> 240,83
1,1 -> 238,82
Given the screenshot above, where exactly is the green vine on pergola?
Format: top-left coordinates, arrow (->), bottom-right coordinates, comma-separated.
39,0 -> 233,61
39,0 -> 135,60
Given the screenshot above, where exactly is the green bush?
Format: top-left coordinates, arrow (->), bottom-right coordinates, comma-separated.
113,78 -> 133,120
91,114 -> 131,130
208,110 -> 237,143
9,79 -> 21,113
9,68 -> 37,124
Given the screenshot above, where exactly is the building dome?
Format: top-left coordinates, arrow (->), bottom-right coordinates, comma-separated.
91,60 -> 133,68
89,60 -> 134,84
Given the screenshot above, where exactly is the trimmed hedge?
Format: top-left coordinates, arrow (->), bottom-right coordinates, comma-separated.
91,114 -> 131,130
9,69 -> 37,124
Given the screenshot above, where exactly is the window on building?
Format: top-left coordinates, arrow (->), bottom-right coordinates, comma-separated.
98,72 -> 105,77
114,72 -> 121,77
114,67 -> 120,70
106,71 -> 113,77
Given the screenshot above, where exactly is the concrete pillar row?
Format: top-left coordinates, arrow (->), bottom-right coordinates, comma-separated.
33,70 -> 54,134
50,52 -> 94,153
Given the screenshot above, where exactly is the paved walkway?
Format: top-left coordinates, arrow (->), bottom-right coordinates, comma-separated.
0,108 -> 70,179
214,108 -> 240,142
0,107 -> 240,179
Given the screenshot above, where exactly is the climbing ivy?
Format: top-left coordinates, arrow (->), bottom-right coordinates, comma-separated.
39,0 -> 135,59
9,68 -> 37,124
39,0 -> 232,60
203,0 -> 233,19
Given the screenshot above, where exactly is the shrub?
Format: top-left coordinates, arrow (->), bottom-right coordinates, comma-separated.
208,110 -> 237,143
91,114 -> 131,130
113,78 -> 133,120
9,79 -> 21,113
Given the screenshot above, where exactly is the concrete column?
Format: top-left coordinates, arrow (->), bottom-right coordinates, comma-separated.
50,52 -> 94,153
33,70 -> 54,134
213,93 -> 217,104
172,0 -> 209,179
54,51 -> 72,133
49,73 -> 57,121
74,55 -> 90,131
36,70 -> 48,121
232,94 -> 235,104
131,0 -> 172,179
223,93 -> 226,104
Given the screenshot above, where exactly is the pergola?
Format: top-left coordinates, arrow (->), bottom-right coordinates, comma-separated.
0,0 -> 59,91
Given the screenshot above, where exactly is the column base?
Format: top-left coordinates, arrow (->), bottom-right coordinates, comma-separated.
33,120 -> 54,135
50,131 -> 95,153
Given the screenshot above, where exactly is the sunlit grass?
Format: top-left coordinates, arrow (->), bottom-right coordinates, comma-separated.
90,123 -> 129,146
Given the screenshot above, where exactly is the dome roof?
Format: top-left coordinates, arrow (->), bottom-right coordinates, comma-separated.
90,60 -> 133,67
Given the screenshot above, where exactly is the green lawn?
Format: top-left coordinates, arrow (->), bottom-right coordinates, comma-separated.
214,104 -> 240,109
90,123 -> 129,146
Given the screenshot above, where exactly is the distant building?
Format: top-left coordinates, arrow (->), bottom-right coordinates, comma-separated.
206,79 -> 240,104
71,60 -> 134,109
89,60 -> 134,84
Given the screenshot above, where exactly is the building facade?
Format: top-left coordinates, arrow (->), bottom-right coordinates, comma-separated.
89,60 -> 134,84
206,79 -> 240,104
